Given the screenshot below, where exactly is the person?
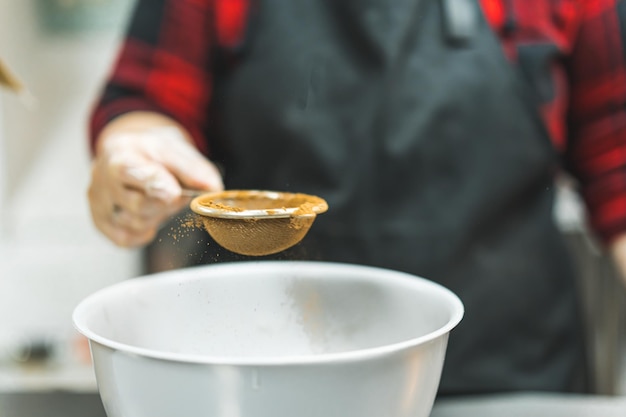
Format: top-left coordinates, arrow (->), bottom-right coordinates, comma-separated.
87,0 -> 626,395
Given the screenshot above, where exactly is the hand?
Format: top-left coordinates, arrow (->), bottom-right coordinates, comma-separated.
88,118 -> 223,247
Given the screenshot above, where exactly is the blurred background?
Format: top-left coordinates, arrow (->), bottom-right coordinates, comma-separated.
0,0 -> 141,391
0,0 -> 625,398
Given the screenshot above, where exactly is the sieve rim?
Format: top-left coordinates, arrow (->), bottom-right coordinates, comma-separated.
190,189 -> 328,219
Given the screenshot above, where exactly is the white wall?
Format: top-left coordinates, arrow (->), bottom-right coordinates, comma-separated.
0,0 -> 141,372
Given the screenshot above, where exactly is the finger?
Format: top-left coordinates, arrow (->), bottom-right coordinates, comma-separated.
166,154 -> 224,192
103,204 -> 158,247
116,185 -> 189,219
87,171 -> 119,235
111,199 -> 187,233
88,198 -> 140,247
109,152 -> 183,203
111,187 -> 164,219
149,133 -> 224,191
110,207 -> 157,233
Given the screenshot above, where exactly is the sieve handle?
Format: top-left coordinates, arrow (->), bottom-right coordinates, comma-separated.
181,189 -> 207,198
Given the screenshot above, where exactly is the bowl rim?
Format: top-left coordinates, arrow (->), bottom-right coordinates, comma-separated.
73,261 -> 464,366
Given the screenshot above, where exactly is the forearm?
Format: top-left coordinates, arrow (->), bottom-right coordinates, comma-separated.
565,1 -> 626,246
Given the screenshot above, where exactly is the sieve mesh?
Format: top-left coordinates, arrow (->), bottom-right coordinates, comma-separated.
201,216 -> 315,256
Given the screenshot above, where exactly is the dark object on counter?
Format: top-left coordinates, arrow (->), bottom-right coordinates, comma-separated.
431,393 -> 626,417
11,339 -> 55,364
0,392 -> 106,417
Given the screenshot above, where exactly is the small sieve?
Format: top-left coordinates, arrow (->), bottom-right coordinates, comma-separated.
190,190 -> 328,256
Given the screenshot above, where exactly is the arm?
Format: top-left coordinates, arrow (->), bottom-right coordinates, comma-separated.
565,0 -> 626,286
88,0 -> 222,247
90,0 -> 216,153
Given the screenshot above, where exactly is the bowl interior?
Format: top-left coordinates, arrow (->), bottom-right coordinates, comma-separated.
74,262 -> 462,362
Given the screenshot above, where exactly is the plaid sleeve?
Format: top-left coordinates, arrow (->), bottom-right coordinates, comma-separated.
565,0 -> 626,244
89,0 -> 215,154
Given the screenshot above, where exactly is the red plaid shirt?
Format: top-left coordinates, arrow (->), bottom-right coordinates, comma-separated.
90,0 -> 626,244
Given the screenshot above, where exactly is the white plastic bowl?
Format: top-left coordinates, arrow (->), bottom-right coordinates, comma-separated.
73,261 -> 463,417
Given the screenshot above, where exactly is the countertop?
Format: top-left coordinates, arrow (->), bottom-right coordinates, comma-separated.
1,391 -> 625,417
431,393 -> 626,417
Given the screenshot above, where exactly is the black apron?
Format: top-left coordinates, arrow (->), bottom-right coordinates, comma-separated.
196,0 -> 588,394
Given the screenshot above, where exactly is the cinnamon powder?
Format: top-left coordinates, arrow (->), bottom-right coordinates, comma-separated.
195,191 -> 325,213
